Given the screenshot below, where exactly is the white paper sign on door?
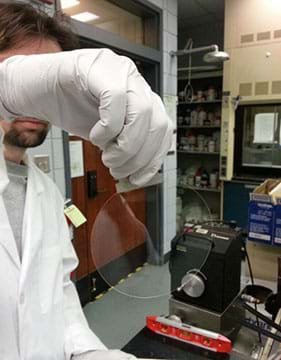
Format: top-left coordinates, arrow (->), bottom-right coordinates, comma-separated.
69,140 -> 84,178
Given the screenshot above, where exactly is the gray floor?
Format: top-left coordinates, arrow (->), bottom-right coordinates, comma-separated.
83,263 -> 170,349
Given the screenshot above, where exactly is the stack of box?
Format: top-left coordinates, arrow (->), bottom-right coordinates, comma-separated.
248,179 -> 281,246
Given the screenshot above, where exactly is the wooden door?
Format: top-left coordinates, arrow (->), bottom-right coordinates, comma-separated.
70,137 -> 146,283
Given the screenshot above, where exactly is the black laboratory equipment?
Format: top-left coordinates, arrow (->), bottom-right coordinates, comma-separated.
169,221 -> 244,337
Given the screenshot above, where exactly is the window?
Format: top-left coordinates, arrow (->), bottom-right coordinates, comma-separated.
253,113 -> 275,144
234,104 -> 281,179
61,0 -> 159,49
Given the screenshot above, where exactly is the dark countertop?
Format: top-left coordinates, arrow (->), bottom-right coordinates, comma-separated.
123,327 -> 253,360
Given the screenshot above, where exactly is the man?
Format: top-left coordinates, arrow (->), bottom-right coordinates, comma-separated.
0,2 -> 172,359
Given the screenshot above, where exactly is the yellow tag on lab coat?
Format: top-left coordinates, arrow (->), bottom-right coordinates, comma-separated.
64,204 -> 87,228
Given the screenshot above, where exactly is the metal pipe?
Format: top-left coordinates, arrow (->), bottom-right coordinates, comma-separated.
170,45 -> 218,57
178,65 -> 220,72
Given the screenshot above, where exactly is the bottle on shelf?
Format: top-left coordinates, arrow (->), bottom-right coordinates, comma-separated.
190,109 -> 198,126
194,167 -> 202,188
206,112 -> 215,125
196,89 -> 205,102
207,86 -> 217,101
208,140 -> 216,153
198,108 -> 207,126
184,109 -> 191,126
210,171 -> 219,189
214,111 -> 221,126
200,169 -> 209,188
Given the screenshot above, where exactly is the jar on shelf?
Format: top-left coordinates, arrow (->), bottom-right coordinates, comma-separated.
197,134 -> 205,152
200,169 -> 209,188
197,90 -> 204,101
190,109 -> 198,126
210,172 -> 218,189
186,131 -> 196,146
177,175 -> 183,187
181,175 -> 189,188
208,140 -> 216,153
178,116 -> 184,125
207,86 -> 216,101
194,167 -> 203,187
207,112 -> 215,124
212,131 -> 220,151
198,109 -> 207,126
180,136 -> 188,146
187,176 -> 194,186
214,111 -> 221,126
178,91 -> 185,102
195,176 -> 201,187
184,109 -> 191,126
176,215 -> 182,233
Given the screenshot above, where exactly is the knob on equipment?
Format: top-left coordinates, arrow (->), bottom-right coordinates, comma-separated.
180,271 -> 206,298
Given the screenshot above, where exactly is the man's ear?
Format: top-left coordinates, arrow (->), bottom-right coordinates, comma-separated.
0,119 -> 9,134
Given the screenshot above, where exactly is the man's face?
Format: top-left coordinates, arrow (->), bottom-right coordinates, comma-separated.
0,37 -> 61,148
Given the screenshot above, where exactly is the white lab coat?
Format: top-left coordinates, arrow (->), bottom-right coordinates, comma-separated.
0,48 -> 173,186
0,134 -> 106,359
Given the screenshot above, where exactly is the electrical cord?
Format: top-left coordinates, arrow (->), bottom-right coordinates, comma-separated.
183,39 -> 194,103
175,184 -> 215,292
236,318 -> 281,343
243,302 -> 281,333
244,243 -> 255,286
244,243 -> 262,343
176,236 -> 214,292
183,185 -> 212,220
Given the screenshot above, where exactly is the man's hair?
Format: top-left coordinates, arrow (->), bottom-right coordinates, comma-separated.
0,2 -> 79,51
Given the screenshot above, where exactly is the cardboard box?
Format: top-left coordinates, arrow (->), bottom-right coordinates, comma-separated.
247,180 -> 281,281
273,198 -> 281,245
248,179 -> 281,245
248,193 -> 274,244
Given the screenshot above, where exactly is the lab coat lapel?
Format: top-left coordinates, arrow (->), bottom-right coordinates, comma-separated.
0,129 -> 20,270
20,157 -> 44,287
0,129 -> 8,193
0,198 -> 21,270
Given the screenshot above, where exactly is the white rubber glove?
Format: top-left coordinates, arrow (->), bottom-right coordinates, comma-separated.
0,49 -> 173,186
72,350 -> 137,360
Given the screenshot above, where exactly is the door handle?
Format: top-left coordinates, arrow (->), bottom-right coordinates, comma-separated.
87,171 -> 107,197
87,170 -> 97,198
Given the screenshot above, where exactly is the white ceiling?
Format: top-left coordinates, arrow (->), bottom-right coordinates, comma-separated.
178,0 -> 224,28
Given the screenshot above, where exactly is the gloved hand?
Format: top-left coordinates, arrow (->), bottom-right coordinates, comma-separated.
0,49 -> 173,186
72,350 -> 137,360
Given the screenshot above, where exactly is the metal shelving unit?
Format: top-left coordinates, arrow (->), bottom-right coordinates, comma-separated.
178,69 -> 223,81
178,100 -> 222,105
178,150 -> 220,155
177,73 -> 223,226
178,125 -> 221,129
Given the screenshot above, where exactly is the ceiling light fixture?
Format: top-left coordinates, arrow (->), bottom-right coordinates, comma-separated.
170,44 -> 229,64
60,0 -> 80,9
71,11 -> 100,22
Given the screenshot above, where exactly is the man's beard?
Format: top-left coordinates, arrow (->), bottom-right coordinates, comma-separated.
4,127 -> 49,148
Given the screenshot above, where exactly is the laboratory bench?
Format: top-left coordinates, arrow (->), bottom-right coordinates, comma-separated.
123,326 -> 260,360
